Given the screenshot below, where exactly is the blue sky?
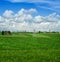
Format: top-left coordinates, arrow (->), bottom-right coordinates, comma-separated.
0,0 -> 60,32
0,0 -> 60,16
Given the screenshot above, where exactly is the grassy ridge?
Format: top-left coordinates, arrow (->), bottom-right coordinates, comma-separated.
0,32 -> 60,62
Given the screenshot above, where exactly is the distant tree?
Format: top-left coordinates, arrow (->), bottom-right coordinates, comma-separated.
2,31 -> 11,35
2,31 -> 4,35
39,31 -> 41,33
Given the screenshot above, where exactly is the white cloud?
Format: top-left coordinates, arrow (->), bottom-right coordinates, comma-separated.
0,8 -> 60,32
17,8 -> 37,15
33,16 -> 44,23
0,16 -> 5,23
14,14 -> 32,23
14,8 -> 35,23
3,10 -> 14,18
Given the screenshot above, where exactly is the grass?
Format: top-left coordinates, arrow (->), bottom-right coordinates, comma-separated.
0,32 -> 60,62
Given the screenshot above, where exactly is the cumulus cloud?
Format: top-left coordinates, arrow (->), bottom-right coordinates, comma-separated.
0,8 -> 60,32
33,16 -> 44,23
3,10 -> 14,18
0,16 -> 5,23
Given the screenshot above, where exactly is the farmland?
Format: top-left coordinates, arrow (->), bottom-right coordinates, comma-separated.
0,32 -> 60,62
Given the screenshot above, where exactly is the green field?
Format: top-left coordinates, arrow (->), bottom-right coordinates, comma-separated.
0,32 -> 60,62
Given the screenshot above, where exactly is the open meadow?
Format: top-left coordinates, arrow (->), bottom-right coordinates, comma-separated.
0,32 -> 60,62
